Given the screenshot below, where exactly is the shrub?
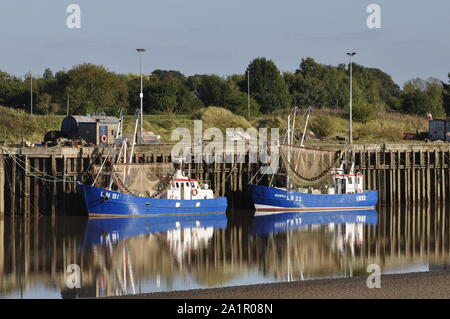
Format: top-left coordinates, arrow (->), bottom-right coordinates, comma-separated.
352,100 -> 376,123
309,115 -> 335,138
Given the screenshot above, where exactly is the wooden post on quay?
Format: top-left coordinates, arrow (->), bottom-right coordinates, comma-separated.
23,156 -> 30,216
0,156 -> 4,217
33,158 -> 39,218
51,155 -> 56,219
11,157 -> 16,216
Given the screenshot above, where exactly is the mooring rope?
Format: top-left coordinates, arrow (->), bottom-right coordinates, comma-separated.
0,146 -> 89,184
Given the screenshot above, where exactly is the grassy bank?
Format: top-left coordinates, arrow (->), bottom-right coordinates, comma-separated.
0,105 -> 429,144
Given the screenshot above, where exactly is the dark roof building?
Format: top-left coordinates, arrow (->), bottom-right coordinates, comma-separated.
61,115 -> 119,145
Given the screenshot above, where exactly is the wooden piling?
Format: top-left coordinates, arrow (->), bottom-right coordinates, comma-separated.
23,156 -> 29,216
51,155 -> 56,219
0,156 -> 4,217
11,157 -> 16,216
33,158 -> 39,218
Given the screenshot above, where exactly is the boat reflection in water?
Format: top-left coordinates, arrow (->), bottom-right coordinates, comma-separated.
84,215 -> 228,248
10,204 -> 450,299
80,215 -> 228,297
250,210 -> 378,281
251,210 -> 378,235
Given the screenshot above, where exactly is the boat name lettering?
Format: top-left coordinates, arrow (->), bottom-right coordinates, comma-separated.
356,195 -> 366,201
100,191 -> 120,200
286,195 -> 302,202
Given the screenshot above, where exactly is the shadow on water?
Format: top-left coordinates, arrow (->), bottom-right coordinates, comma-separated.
0,201 -> 449,298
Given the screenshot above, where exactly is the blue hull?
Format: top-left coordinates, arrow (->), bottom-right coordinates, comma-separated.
252,209 -> 378,235
83,215 -> 228,247
77,181 -> 228,218
248,184 -> 378,215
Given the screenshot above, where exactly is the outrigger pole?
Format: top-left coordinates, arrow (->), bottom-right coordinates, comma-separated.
122,109 -> 141,185
300,106 -> 312,147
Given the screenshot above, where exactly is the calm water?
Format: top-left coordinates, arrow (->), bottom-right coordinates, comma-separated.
0,203 -> 449,298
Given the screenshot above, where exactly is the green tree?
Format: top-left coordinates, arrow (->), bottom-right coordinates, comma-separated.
43,68 -> 54,80
0,71 -> 28,108
442,74 -> 450,116
242,58 -> 291,113
186,75 -> 258,115
151,69 -> 185,83
55,64 -> 129,115
398,81 -> 445,118
146,79 -> 203,114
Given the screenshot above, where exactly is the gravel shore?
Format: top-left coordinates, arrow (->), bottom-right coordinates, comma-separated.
120,270 -> 450,299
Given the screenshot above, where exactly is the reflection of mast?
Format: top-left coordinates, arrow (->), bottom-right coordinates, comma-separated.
0,219 -> 3,278
94,235 -> 136,297
287,229 -> 292,282
166,226 -> 215,264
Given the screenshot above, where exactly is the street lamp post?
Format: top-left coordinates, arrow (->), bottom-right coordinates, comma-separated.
346,52 -> 356,144
247,69 -> 250,119
30,73 -> 33,115
66,91 -> 70,116
136,48 -> 146,143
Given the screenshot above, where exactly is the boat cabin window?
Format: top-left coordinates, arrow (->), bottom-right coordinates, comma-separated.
176,182 -> 179,188
191,182 -> 195,187
347,177 -> 353,184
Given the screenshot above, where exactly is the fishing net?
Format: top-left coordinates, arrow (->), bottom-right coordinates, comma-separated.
280,144 -> 344,188
93,163 -> 174,197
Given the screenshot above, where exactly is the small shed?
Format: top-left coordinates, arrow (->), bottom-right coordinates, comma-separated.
61,115 -> 119,145
429,120 -> 446,141
446,119 -> 450,142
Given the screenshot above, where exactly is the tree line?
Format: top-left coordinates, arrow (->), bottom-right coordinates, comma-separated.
0,57 -> 449,120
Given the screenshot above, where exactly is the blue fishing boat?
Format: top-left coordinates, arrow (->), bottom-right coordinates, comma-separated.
251,209 -> 378,235
78,169 -> 228,218
78,110 -> 227,218
249,107 -> 378,215
249,163 -> 378,215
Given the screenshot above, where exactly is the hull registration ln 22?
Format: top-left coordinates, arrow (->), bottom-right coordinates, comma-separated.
249,184 -> 378,216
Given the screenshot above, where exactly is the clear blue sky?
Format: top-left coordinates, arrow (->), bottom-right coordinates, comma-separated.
0,0 -> 449,86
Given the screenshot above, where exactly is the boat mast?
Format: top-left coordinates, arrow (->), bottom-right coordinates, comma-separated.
290,106 -> 297,145
286,113 -> 291,189
127,109 -> 140,184
300,106 -> 312,147
286,107 -> 298,190
106,109 -> 124,189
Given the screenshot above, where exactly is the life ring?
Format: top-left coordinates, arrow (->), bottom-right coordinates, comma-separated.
191,189 -> 198,196
100,135 -> 108,143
